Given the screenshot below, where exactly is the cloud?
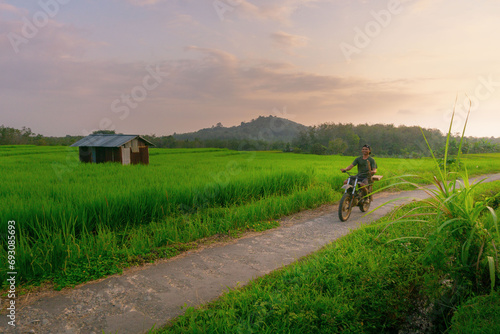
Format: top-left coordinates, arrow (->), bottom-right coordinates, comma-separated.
0,2 -> 25,15
231,0 -> 262,19
184,45 -> 239,67
406,0 -> 441,13
0,15 -> 105,94
0,40 -> 401,108
166,13 -> 200,27
1,37 -> 443,137
160,46 -> 358,101
125,0 -> 164,6
397,109 -> 417,115
229,0 -> 326,24
270,31 -> 308,52
0,7 -> 97,60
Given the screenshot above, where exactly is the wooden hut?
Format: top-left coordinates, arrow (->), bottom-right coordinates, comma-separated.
71,134 -> 154,165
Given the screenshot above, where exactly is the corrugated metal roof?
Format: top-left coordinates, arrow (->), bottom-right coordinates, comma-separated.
71,134 -> 154,147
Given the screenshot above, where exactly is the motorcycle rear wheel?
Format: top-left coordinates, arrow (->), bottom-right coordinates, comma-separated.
338,193 -> 353,221
359,197 -> 370,212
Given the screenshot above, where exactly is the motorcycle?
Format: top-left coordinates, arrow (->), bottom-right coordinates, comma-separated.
338,170 -> 382,222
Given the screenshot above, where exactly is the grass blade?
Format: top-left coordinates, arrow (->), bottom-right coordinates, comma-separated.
488,256 -> 496,292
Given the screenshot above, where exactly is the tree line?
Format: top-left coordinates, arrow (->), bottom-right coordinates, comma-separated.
0,126 -> 82,146
291,123 -> 500,157
143,134 -> 288,151
1,123 -> 498,157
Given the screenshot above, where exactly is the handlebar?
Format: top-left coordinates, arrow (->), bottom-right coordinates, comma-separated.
341,170 -> 366,180
342,170 -> 376,176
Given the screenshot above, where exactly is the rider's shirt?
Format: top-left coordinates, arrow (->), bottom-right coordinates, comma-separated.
352,156 -> 377,179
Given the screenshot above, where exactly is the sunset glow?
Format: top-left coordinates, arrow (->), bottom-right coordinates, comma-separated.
1,0 -> 499,137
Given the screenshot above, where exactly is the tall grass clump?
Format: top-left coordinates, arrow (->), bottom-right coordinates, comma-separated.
380,98 -> 500,328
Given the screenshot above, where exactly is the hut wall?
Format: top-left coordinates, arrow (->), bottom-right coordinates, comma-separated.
95,147 -> 107,163
104,147 -> 121,163
79,147 -> 92,163
121,147 -> 131,165
130,146 -> 149,165
140,146 -> 149,164
79,147 -> 123,164
116,147 -> 123,163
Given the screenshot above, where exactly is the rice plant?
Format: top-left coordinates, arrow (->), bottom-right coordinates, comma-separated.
1,144 -> 499,289
0,148 -> 341,287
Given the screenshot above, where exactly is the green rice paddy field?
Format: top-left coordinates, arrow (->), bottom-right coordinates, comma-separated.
1,145 -> 500,289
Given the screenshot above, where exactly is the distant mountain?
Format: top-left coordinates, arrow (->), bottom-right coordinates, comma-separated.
173,116 -> 308,143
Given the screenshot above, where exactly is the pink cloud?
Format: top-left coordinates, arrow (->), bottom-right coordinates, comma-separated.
0,2 -> 24,14
271,31 -> 308,52
125,0 -> 164,6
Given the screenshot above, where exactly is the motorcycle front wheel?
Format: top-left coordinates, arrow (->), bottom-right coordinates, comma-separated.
338,193 -> 353,222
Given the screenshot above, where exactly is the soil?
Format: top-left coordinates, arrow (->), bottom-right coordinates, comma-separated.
1,174 -> 499,334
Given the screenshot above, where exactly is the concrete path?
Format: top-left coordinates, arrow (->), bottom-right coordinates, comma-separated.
2,174 -> 499,334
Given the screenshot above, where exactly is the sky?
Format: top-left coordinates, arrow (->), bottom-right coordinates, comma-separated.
1,0 -> 499,138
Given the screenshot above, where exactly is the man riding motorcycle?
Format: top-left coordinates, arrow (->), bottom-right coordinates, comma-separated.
340,144 -> 377,202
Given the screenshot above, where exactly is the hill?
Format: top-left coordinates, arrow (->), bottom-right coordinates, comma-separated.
173,115 -> 308,143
